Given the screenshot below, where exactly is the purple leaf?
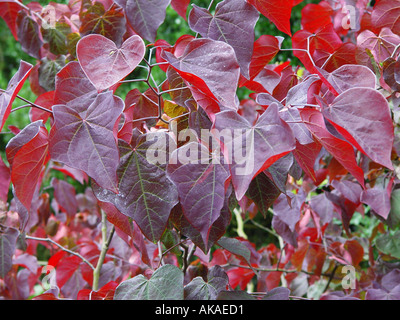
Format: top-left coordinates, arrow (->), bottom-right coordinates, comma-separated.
51,178 -> 78,217
16,11 -> 42,59
54,61 -> 97,106
0,60 -> 33,131
163,38 -> 240,111
361,185 -> 391,220
77,34 -> 145,92
273,193 -> 302,233
323,64 -> 376,95
49,91 -> 124,193
263,287 -> 290,300
188,0 -> 259,79
167,142 -> 230,244
114,0 -> 170,42
94,133 -> 179,243
213,103 -> 295,200
322,87 -> 394,170
0,226 -> 19,278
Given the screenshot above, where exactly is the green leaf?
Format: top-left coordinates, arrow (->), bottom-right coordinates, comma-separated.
184,266 -> 229,300
114,264 -> 184,300
388,189 -> 400,229
376,231 -> 400,259
217,237 -> 251,264
42,22 -> 71,55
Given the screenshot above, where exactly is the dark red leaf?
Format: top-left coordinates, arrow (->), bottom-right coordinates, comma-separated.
0,1 -> 21,40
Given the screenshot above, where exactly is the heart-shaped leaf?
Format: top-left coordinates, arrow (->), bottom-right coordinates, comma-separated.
77,34 -> 145,91
322,87 -> 394,170
115,264 -> 184,300
167,142 -> 230,244
163,38 -> 240,111
213,103 -> 296,200
93,133 -> 179,243
184,266 -> 229,300
188,0 -> 259,78
49,91 -> 124,193
114,0 -> 170,42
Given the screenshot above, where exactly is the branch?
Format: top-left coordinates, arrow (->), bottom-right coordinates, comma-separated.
92,209 -> 115,291
25,235 -> 95,270
0,89 -> 53,115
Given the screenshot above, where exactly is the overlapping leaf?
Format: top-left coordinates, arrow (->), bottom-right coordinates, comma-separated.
93,133 -> 179,243
114,0 -> 170,42
77,34 -> 145,91
213,103 -> 296,200
188,0 -> 259,78
184,266 -> 229,300
299,107 -> 365,187
163,38 -> 240,111
79,2 -> 126,46
6,121 -> 49,210
247,0 -> 295,36
371,0 -> 400,35
49,91 -> 124,193
16,11 -> 42,59
167,142 -> 230,244
0,226 -> 19,278
322,87 -> 394,170
54,61 -> 97,106
115,264 -> 184,300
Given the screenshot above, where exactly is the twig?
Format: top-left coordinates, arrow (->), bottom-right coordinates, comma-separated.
92,210 -> 115,291
25,235 -> 95,270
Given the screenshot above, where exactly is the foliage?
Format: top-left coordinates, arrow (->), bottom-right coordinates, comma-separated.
0,0 -> 400,301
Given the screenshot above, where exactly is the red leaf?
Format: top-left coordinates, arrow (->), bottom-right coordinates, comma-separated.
51,178 -> 78,217
248,35 -> 281,80
0,156 -> 11,203
0,60 -> 32,131
77,34 -> 145,91
6,121 -> 49,209
171,0 -> 190,20
299,108 -> 365,187
163,38 -> 240,112
0,1 -> 21,40
292,140 -> 322,182
56,255 -> 82,288
301,2 -> 333,33
248,0 -> 294,36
